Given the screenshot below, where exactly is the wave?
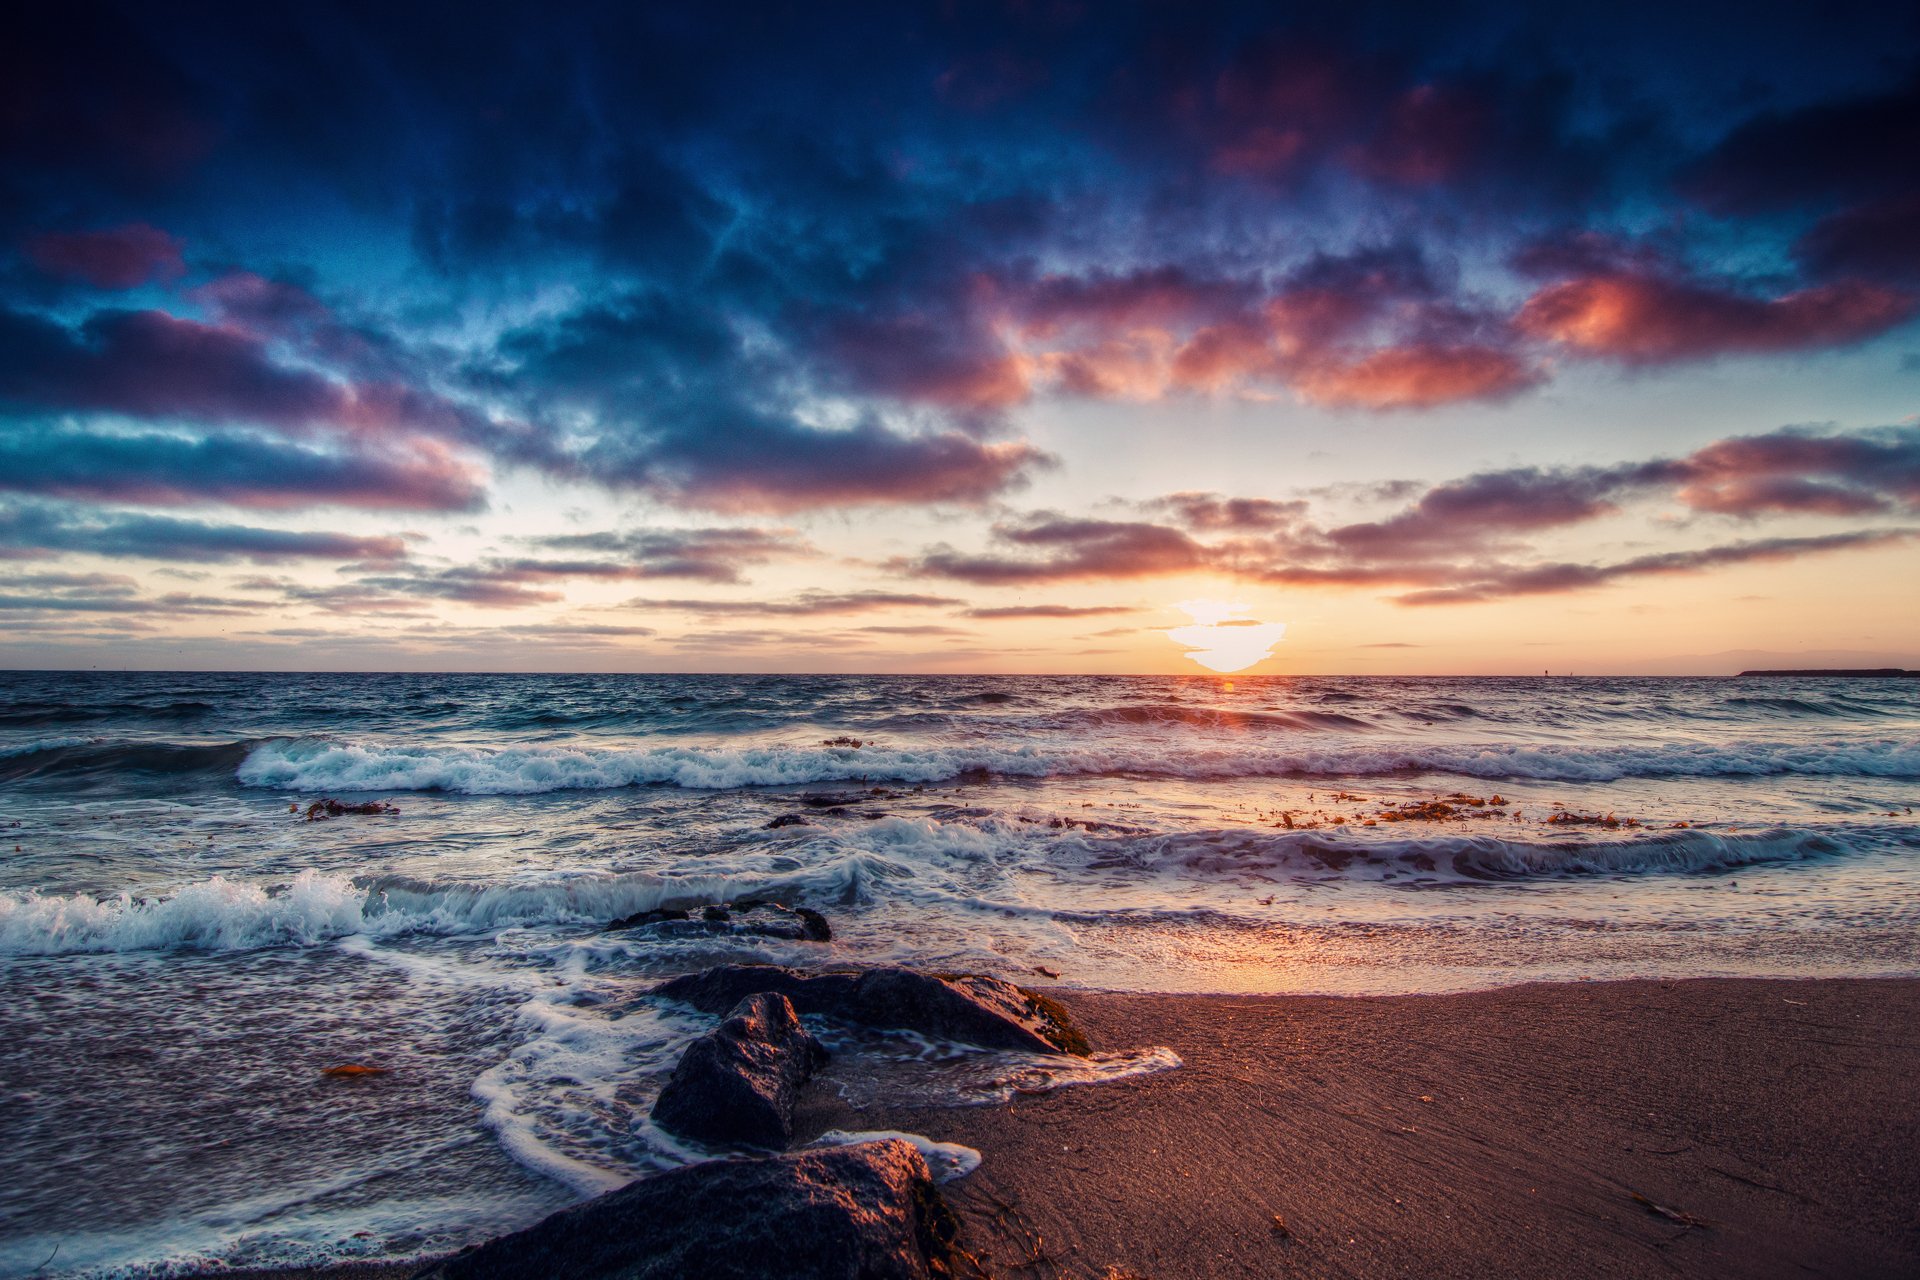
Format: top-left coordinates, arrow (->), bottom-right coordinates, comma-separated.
0,869 -> 371,954
1722,695 -> 1851,716
0,699 -> 216,728
232,732 -> 1920,793
0,856 -> 901,956
1056,824 -> 1859,882
1035,703 -> 1379,732
0,736 -> 261,784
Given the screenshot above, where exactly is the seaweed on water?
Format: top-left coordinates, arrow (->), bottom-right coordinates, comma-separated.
296,798 -> 399,821
1545,810 -> 1642,829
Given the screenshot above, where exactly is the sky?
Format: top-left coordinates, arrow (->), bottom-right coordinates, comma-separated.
3,0 -> 1918,674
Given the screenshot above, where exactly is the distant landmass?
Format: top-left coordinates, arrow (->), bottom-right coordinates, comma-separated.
1736,668 -> 1919,677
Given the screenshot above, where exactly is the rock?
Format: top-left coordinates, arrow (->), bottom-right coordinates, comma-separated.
765,813 -> 812,829
603,902 -> 831,943
651,992 -> 828,1149
414,1139 -> 962,1280
732,900 -> 833,942
652,964 -> 1089,1055
602,907 -> 691,932
799,791 -> 869,808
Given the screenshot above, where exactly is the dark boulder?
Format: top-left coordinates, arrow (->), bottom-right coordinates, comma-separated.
650,992 -> 828,1150
413,1139 -> 963,1280
652,964 -> 1089,1055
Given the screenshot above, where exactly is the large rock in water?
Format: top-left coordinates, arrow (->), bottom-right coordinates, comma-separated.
651,964 -> 1089,1055
413,1140 -> 962,1280
650,992 -> 827,1150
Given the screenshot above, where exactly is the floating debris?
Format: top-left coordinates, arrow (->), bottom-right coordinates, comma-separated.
1546,810 -> 1642,829
300,798 -> 399,822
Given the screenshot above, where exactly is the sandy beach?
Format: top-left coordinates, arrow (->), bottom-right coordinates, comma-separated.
199,976 -> 1920,1280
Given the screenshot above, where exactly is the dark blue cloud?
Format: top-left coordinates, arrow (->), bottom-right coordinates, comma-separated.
3,0 -> 1916,528
0,501 -> 411,562
0,426 -> 484,511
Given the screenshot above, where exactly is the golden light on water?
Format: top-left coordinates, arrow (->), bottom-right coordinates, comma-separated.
1167,599 -> 1287,673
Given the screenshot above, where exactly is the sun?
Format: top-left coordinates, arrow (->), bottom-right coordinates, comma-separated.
1165,599 -> 1287,673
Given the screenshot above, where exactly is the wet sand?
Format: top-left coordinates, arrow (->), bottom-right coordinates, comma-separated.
200,977 -> 1920,1280
799,977 -> 1920,1279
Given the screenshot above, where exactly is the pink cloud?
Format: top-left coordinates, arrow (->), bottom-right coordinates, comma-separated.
1288,343 -> 1539,410
1516,272 -> 1914,362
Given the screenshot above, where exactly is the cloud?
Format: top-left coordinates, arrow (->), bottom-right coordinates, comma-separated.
320,536 -> 810,608
347,568 -> 565,610
0,586 -> 255,616
1684,73 -> 1920,216
910,518 -> 1211,584
23,223 -> 184,288
987,246 -> 1543,412
1286,342 -> 1538,409
904,424 -> 1920,601
1394,530 -> 1914,605
482,288 -> 1052,511
1665,426 -> 1920,516
963,604 -> 1137,619
526,527 -> 809,584
852,624 -> 972,636
1516,271 -> 1913,363
623,590 -> 965,616
3,1 -> 1918,550
0,426 -> 485,511
1793,197 -> 1920,286
1151,494 -> 1307,533
0,501 -> 409,562
1322,465 -> 1643,555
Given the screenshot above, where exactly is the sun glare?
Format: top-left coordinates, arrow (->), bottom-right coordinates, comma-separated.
1166,599 -> 1287,673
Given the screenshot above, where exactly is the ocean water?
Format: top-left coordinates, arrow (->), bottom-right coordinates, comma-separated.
2,670 -> 1917,1275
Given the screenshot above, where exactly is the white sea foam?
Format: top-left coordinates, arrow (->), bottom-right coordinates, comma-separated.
236,733 -> 1920,794
0,869 -> 370,954
811,1130 -> 982,1182
0,816 -> 1889,958
469,989 -> 694,1197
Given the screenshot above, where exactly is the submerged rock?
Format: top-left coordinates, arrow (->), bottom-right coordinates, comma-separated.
602,907 -> 691,931
652,964 -> 1089,1056
415,1139 -> 963,1280
603,901 -> 831,942
651,992 -> 828,1150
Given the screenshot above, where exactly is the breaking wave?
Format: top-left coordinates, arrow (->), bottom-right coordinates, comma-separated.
229,732 -> 1920,793
0,855 -> 902,956
3,818 -> 1889,957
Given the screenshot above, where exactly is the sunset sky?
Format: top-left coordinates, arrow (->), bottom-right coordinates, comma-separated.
4,1 -> 1918,674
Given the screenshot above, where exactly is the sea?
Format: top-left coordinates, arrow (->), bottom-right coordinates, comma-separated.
2,670 -> 1917,1276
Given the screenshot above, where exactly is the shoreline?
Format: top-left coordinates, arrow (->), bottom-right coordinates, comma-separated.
186,976 -> 1920,1279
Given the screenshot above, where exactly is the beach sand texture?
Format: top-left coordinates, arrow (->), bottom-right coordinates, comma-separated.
201,976 -> 1920,1280
854,978 -> 1920,1279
